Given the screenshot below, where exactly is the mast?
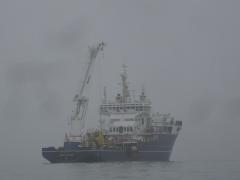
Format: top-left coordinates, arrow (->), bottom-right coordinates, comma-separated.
121,64 -> 130,103
70,42 -> 105,132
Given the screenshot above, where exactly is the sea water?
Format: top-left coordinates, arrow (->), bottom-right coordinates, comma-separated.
1,160 -> 240,180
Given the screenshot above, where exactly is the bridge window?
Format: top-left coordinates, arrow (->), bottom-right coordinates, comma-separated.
125,118 -> 133,121
168,127 -> 172,133
111,119 -> 120,122
177,127 -> 181,132
130,127 -> 133,132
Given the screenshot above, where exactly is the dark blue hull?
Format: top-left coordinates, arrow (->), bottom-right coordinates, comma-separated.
42,134 -> 177,163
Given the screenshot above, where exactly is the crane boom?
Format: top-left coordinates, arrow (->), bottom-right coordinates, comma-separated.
78,42 -> 104,98
71,42 -> 105,131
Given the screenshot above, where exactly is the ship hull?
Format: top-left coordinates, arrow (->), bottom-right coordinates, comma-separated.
42,134 -> 177,163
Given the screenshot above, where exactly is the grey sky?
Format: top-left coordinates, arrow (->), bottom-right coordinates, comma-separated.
0,0 -> 240,162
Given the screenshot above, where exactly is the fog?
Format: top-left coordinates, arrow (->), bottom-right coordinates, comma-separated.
0,0 -> 240,163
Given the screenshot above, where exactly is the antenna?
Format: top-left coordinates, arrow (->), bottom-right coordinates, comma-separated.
140,85 -> 146,102
103,86 -> 107,103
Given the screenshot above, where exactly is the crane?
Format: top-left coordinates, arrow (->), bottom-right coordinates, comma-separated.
70,42 -> 105,132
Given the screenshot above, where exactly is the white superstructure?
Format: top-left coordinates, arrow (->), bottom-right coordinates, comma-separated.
99,66 -> 181,138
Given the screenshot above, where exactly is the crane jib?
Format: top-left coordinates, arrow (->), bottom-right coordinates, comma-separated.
70,42 -> 105,132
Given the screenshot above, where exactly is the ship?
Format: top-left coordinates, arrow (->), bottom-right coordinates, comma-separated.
42,42 -> 182,163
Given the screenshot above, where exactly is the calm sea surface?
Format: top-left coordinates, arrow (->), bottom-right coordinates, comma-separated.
1,160 -> 240,180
